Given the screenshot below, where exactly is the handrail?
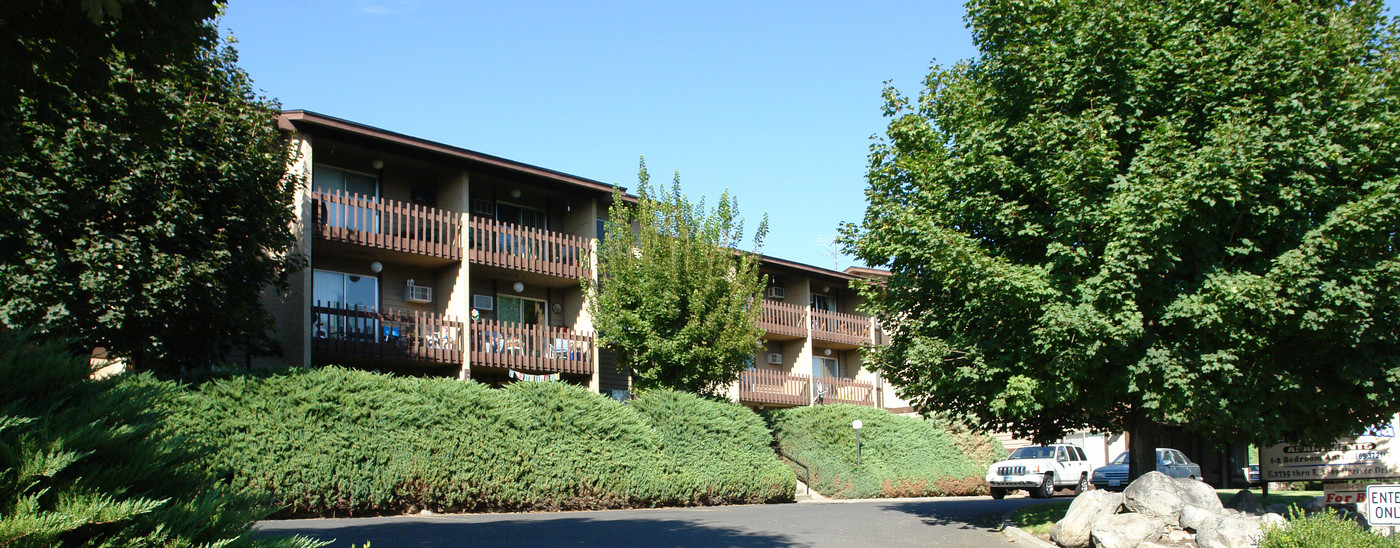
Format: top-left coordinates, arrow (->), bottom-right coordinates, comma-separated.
311,190 -> 461,260
466,216 -> 591,279
759,300 -> 806,338
310,302 -> 464,364
775,447 -> 811,495
810,308 -> 871,345
469,318 -> 595,375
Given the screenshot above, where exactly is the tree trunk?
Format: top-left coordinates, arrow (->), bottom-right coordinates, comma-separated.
1128,416 -> 1160,482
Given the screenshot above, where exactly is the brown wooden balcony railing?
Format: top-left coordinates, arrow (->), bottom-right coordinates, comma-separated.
815,376 -> 875,406
466,217 -> 591,279
311,302 -> 463,364
312,190 -> 461,260
811,309 -> 872,346
738,369 -> 811,406
468,318 -> 594,375
759,300 -> 806,338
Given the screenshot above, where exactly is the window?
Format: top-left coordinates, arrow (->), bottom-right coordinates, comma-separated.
1075,447 -> 1088,461
312,269 -> 378,339
313,164 -> 379,231
496,202 -> 547,229
497,294 -> 547,325
813,356 -> 840,378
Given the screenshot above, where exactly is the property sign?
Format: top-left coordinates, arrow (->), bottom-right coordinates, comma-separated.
1367,485 -> 1400,526
1324,482 -> 1371,505
1261,415 -> 1400,482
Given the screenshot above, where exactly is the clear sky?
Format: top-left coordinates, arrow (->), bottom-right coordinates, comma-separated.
220,0 -> 1398,270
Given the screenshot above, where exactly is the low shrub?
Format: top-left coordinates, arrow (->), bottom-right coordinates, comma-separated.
0,333 -> 319,547
1261,508 -> 1400,548
767,404 -> 1006,499
172,367 -> 791,516
632,390 -> 794,504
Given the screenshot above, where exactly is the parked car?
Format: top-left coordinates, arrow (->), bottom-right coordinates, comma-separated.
1091,448 -> 1203,491
986,444 -> 1094,499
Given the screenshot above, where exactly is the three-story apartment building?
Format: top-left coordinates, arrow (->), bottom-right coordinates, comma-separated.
269,111 -> 908,411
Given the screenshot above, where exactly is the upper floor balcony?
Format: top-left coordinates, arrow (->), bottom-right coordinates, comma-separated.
466,217 -> 592,281
312,190 -> 461,261
759,301 -> 807,339
810,309 -> 873,347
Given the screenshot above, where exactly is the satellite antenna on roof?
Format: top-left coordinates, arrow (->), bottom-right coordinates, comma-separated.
815,236 -> 840,271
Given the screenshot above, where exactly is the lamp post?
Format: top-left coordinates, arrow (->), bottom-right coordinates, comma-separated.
852,419 -> 864,467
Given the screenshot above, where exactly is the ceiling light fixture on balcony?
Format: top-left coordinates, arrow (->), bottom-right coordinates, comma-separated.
512,282 -> 524,293
510,188 -> 522,198
370,261 -> 383,274
824,348 -> 832,356
371,159 -> 384,170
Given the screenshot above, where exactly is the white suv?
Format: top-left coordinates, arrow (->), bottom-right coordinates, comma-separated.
985,444 -> 1094,499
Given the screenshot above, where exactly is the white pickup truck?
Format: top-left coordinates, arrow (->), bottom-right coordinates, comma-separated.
985,444 -> 1094,499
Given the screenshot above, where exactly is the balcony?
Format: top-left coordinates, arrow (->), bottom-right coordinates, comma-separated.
311,191 -> 462,261
811,309 -> 872,346
759,301 -> 806,338
468,319 -> 594,375
815,376 -> 875,406
466,217 -> 591,280
738,369 -> 811,406
311,303 -> 464,365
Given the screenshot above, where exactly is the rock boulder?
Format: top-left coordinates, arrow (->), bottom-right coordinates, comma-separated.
1090,513 -> 1164,548
1050,489 -> 1124,548
1124,471 -> 1185,526
1196,515 -> 1263,548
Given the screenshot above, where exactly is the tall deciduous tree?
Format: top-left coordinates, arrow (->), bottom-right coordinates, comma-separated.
842,0 -> 1399,479
0,1 -> 301,375
586,159 -> 769,395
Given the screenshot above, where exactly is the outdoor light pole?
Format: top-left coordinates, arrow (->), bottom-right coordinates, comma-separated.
852,419 -> 864,467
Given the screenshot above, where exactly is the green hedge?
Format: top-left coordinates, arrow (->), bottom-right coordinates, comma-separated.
0,333 -> 319,547
172,367 -> 793,516
767,404 -> 1006,499
631,390 -> 794,504
1261,509 -> 1400,548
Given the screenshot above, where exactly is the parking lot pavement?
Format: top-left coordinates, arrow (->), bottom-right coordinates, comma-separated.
257,495 -> 1055,547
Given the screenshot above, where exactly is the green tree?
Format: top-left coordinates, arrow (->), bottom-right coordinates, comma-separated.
842,0 -> 1399,479
0,1 -> 301,376
585,159 -> 769,395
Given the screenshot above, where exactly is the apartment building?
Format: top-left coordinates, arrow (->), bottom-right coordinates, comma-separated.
269,110 -> 908,411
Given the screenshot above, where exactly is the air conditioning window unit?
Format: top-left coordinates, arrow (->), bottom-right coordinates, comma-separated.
764,286 -> 786,299
473,294 -> 494,311
766,352 -> 783,365
472,199 -> 496,216
405,284 -> 433,304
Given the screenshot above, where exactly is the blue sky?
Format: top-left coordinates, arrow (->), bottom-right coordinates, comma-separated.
221,0 -> 1398,270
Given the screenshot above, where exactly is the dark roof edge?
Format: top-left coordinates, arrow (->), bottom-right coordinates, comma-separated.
759,254 -> 866,281
279,110 -> 634,200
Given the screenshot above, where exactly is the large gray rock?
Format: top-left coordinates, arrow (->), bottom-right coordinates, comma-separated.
1175,477 -> 1224,511
1197,515 -> 1264,548
1225,489 -> 1266,516
1090,513 -> 1164,548
1050,489 -> 1124,548
1180,504 -> 1218,532
1124,471 -> 1185,526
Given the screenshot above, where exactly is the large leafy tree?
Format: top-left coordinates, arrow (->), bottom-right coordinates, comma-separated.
0,1 -> 301,375
843,0 -> 1399,478
586,160 -> 769,395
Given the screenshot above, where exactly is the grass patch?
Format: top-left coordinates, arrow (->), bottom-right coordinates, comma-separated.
1009,488 -> 1325,535
1012,500 -> 1073,536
